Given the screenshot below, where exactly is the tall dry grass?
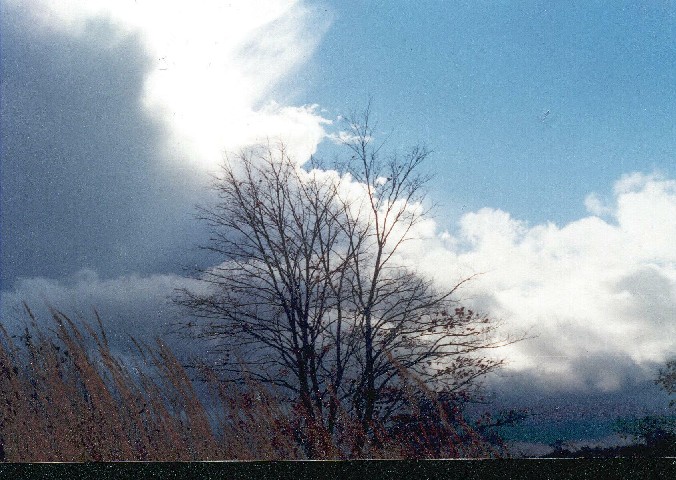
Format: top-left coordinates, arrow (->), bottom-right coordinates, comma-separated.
0,306 -> 507,461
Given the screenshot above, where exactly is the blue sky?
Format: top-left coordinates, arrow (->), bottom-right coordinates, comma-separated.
1,0 -> 675,449
301,1 -> 675,225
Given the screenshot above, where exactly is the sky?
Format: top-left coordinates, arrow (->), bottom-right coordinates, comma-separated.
1,0 -> 675,447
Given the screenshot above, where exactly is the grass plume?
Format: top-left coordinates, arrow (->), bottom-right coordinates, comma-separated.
0,306 -> 506,461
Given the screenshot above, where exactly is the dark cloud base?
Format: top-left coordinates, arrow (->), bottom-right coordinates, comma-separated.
1,4 -> 215,289
475,366 -> 672,445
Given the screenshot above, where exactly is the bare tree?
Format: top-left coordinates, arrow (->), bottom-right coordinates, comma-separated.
332,107 -> 514,453
178,143 -> 352,425
178,109 -> 516,456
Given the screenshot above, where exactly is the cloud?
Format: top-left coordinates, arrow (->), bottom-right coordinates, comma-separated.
1,0 -> 331,287
11,0 -> 332,167
584,192 -> 613,217
0,269 -> 202,357
3,164 -> 674,401
4,1 -> 674,400
404,172 -> 676,391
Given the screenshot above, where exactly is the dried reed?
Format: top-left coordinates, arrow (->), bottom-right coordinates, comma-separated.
0,306 -> 505,461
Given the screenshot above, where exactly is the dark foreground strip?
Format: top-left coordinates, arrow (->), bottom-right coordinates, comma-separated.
0,459 -> 675,480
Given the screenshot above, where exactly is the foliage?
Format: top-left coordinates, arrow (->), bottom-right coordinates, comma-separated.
0,305 -> 223,461
0,306 -> 508,461
614,415 -> 676,449
656,358 -> 676,407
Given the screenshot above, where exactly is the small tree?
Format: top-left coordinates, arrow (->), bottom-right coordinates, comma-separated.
657,359 -> 676,407
178,108 -> 515,456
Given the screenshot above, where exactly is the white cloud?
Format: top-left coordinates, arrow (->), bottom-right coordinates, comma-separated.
403,172 -> 676,390
326,130 -> 366,145
3,171 -> 674,393
272,167 -> 676,392
584,192 -> 613,217
14,0 -> 332,168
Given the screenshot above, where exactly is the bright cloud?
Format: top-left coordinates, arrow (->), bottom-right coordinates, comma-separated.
14,0 -> 331,167
405,172 -> 676,391
3,171 -> 674,392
